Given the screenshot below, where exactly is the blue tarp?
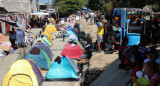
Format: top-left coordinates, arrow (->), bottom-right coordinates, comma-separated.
45,56 -> 79,80
16,29 -> 24,44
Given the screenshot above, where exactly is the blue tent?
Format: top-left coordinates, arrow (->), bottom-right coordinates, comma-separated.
25,47 -> 51,70
45,56 -> 79,80
66,27 -> 76,34
32,42 -> 53,60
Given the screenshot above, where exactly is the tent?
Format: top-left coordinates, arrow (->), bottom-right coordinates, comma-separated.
45,55 -> 79,80
25,47 -> 51,70
45,25 -> 57,33
61,43 -> 83,59
66,29 -> 74,37
42,36 -> 52,47
2,59 -> 43,86
44,35 -> 53,47
68,34 -> 78,41
32,42 -> 53,60
42,31 -> 53,40
16,29 -> 25,44
66,27 -> 76,34
33,38 -> 50,47
68,39 -> 83,49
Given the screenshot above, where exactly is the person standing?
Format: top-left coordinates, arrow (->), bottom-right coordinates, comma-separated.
62,29 -> 67,42
9,28 -> 16,49
97,17 -> 104,52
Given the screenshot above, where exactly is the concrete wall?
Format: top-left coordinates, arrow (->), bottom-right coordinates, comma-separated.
2,0 -> 37,13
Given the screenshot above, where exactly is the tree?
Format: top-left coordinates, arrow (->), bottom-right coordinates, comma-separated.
52,0 -> 85,17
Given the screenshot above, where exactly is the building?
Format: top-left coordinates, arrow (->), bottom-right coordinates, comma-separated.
0,0 -> 7,14
1,0 -> 38,13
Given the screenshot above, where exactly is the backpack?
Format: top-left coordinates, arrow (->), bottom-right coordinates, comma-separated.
0,49 -> 6,58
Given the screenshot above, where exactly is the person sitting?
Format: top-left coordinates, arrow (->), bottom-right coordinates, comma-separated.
109,37 -> 120,51
74,44 -> 92,70
130,61 -> 160,86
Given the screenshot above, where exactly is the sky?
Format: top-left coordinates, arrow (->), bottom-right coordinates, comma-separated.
39,0 -> 52,5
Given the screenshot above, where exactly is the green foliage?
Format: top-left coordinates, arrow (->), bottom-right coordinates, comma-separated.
52,0 -> 85,16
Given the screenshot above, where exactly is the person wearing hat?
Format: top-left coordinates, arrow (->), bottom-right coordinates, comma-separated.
96,16 -> 105,52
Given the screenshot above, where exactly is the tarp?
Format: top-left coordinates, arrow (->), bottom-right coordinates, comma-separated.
61,43 -> 83,59
16,29 -> 25,44
30,13 -> 49,16
25,47 -> 51,70
2,59 -> 43,86
68,34 -> 78,41
45,56 -> 79,80
45,25 -> 57,33
32,42 -> 53,60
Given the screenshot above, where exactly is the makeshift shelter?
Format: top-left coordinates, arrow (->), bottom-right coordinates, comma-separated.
45,55 -> 79,80
68,34 -> 78,41
68,39 -> 83,49
33,38 -> 49,47
66,27 -> 76,34
32,42 -> 53,60
42,31 -> 53,40
61,43 -> 83,59
16,29 -> 25,44
45,25 -> 57,33
2,59 -> 43,86
25,47 -> 51,70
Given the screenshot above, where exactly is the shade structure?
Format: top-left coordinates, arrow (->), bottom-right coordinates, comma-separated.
42,31 -> 53,40
68,34 -> 78,41
61,43 -> 83,59
45,56 -> 79,80
32,42 -> 53,60
2,59 -> 43,86
25,47 -> 51,70
45,25 -> 57,33
68,39 -> 83,49
66,27 -> 76,34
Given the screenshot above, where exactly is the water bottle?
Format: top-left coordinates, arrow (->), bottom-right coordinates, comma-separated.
9,47 -> 14,54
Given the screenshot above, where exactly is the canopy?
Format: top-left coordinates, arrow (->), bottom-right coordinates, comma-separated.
82,7 -> 87,10
30,13 -> 49,16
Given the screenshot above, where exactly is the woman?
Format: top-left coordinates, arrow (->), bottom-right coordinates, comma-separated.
130,61 -> 160,86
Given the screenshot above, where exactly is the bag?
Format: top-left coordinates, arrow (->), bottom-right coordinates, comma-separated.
0,49 -> 6,58
133,77 -> 149,86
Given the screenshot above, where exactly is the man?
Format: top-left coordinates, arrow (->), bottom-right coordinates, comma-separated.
62,29 -> 67,42
97,17 -> 104,52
